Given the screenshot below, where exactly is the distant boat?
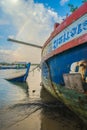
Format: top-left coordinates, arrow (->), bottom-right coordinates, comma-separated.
5,63 -> 31,82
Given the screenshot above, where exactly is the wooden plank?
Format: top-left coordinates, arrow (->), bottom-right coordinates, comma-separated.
63,73 -> 84,93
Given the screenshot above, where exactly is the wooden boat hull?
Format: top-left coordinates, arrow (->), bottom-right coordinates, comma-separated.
41,37 -> 87,124
41,2 -> 87,123
6,63 -> 31,82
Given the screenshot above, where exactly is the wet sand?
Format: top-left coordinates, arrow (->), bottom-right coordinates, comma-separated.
6,109 -> 81,130
6,110 -> 41,130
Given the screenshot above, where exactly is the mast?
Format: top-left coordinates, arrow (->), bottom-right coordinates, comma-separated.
7,38 -> 42,49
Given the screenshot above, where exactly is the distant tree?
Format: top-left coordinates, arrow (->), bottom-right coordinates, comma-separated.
68,1 -> 87,14
68,4 -> 78,12
82,0 -> 87,3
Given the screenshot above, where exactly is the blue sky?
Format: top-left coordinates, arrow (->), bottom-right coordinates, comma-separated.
34,0 -> 82,16
0,0 -> 84,62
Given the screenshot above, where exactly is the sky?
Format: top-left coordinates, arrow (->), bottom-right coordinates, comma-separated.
0,0 -> 83,63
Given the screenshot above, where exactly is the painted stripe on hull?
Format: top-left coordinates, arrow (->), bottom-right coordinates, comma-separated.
42,34 -> 87,62
43,2 -> 87,49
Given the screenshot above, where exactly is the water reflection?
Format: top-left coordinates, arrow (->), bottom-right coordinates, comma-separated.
9,81 -> 29,97
0,79 -> 30,109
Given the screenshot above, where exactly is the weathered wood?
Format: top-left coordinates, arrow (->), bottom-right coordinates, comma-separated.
63,73 -> 84,93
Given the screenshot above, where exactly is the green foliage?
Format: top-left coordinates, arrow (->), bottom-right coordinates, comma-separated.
82,0 -> 87,3
68,4 -> 78,12
68,0 -> 87,13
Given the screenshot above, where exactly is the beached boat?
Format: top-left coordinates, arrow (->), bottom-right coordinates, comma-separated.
5,62 -> 31,82
41,2 -> 87,123
7,2 -> 87,123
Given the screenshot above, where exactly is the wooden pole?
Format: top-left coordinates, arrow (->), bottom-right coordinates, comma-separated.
7,38 -> 42,49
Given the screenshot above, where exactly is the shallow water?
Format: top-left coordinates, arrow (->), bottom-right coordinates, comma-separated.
0,69 -> 87,130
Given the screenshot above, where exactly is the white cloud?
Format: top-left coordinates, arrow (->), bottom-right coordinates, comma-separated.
0,49 -> 14,54
12,45 -> 41,63
0,49 -> 14,62
0,36 -> 3,39
0,19 -> 9,25
60,0 -> 69,6
0,0 -> 63,44
0,0 -> 63,62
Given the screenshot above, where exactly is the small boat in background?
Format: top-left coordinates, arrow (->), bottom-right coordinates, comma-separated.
5,62 -> 31,82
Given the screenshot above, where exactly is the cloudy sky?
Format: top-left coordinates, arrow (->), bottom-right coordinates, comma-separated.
0,0 -> 83,63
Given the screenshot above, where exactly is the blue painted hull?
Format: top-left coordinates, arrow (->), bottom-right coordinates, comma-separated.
41,43 -> 87,123
42,43 -> 87,85
7,74 -> 28,82
6,63 -> 31,82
